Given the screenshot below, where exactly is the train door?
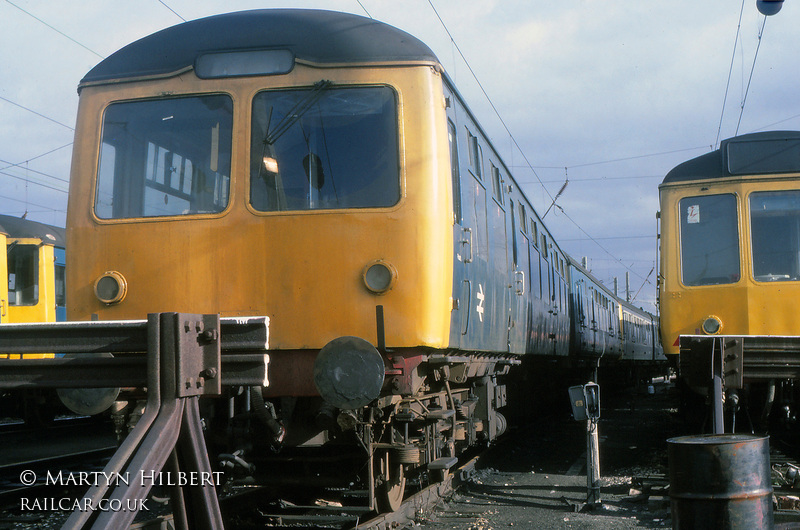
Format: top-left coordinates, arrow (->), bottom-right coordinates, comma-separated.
539,237 -> 553,351
462,127 -> 490,348
54,247 -> 66,322
584,285 -> 597,352
571,277 -> 585,354
553,258 -> 568,356
460,169 -> 489,348
550,259 -> 558,354
528,239 -> 542,353
445,91 -> 492,350
7,238 -> 43,323
508,198 -> 529,353
0,231 -> 7,324
447,115 -> 469,346
487,164 -> 509,351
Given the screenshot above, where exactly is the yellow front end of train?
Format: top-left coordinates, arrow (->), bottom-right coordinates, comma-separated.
66,53 -> 455,387
0,216 -> 66,359
659,166 -> 800,357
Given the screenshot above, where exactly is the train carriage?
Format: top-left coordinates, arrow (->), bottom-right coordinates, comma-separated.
659,130 -> 800,431
64,9 -> 662,512
659,131 -> 800,350
67,10 -> 529,510
619,300 -> 660,362
0,214 -> 66,422
567,256 -> 622,361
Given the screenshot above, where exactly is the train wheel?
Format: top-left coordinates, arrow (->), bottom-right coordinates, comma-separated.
375,450 -> 405,513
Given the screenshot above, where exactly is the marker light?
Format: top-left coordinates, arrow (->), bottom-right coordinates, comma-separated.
195,49 -> 294,79
94,271 -> 128,305
702,316 -> 722,335
263,157 -> 279,173
363,261 -> 397,294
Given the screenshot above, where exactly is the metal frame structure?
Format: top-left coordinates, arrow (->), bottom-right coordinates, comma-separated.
679,334 -> 800,433
0,313 -> 269,530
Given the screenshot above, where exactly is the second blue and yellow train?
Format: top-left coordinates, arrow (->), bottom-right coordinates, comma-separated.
0,214 -> 65,423
660,130 -> 800,432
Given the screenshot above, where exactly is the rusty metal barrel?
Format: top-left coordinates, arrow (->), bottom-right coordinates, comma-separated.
668,434 -> 773,529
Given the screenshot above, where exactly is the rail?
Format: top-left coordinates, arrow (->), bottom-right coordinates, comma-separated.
0,313 -> 269,530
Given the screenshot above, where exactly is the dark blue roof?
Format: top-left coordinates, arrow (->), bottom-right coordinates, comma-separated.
0,215 -> 65,247
662,131 -> 800,184
81,9 -> 439,86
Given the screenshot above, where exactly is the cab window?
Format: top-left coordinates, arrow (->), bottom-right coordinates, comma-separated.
95,95 -> 233,219
250,86 -> 399,212
679,194 -> 740,286
750,190 -> 800,281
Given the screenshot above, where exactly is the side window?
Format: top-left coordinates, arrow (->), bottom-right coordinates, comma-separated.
519,204 -> 527,234
510,200 -> 518,267
491,164 -> 504,205
55,263 -> 66,307
532,220 -> 539,245
8,244 -> 39,306
467,129 -> 482,179
531,247 -> 542,299
448,120 -> 462,223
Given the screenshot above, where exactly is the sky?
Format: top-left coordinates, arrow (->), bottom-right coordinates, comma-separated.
1,0 -> 799,314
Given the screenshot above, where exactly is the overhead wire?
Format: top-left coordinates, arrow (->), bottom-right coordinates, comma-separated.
425,0 -> 648,286
1,1 -> 104,218
526,175 -> 662,184
561,235 -> 653,242
0,96 -> 74,132
714,0 -> 747,149
425,0 -> 554,203
157,0 -> 186,22
735,15 -> 768,136
534,145 -> 711,171
0,157 -> 70,186
4,0 -> 104,59
0,187 -> 66,213
752,112 -> 800,132
0,143 -> 73,175
552,205 -> 647,282
356,0 -> 372,18
0,169 -> 68,194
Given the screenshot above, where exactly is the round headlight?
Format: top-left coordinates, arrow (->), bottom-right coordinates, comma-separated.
94,271 -> 128,305
702,316 -> 721,335
362,261 -> 397,294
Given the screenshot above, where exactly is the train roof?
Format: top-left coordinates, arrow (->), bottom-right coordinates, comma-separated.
0,215 -> 65,247
80,9 -> 440,87
662,130 -> 800,185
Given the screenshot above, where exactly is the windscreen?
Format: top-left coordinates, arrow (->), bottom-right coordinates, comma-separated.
250,85 -> 399,212
95,95 -> 233,219
679,194 -> 740,286
750,190 -> 800,282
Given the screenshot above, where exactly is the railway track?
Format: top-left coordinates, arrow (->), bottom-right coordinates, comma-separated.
4,381 -> 800,529
230,455 -> 476,530
0,420 -> 478,530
